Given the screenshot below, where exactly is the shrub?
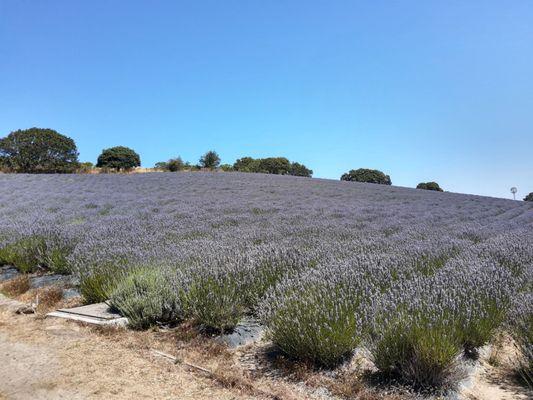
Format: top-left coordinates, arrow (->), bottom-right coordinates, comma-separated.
371,315 -> 464,390
199,150 -> 221,170
524,192 -> 533,202
0,232 -> 72,274
257,157 -> 292,175
157,157 -> 185,172
219,163 -> 233,171
154,161 -> 168,170
0,232 -> 73,274
240,247 -> 314,311
96,146 -> 140,171
183,272 -> 244,332
509,295 -> 533,387
232,156 -> 312,177
417,182 -> 443,192
340,168 -> 392,185
109,267 -> 182,329
260,268 -> 374,368
79,268 -> 120,304
290,162 -> 313,177
167,157 -> 185,172
370,262 -> 512,389
447,259 -> 514,355
0,127 -> 79,173
458,296 -> 508,357
233,157 -> 258,172
0,237 -> 43,273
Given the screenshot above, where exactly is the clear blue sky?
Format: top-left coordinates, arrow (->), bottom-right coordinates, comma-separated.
1,1 -> 532,199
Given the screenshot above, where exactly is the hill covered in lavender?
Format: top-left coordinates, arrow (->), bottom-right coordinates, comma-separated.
1,172 -> 532,389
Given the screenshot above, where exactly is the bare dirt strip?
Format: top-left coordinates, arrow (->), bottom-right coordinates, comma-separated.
0,295 -> 252,400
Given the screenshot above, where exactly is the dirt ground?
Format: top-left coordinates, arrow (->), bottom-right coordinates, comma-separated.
0,294 -> 256,400
0,292 -> 531,400
461,338 -> 531,400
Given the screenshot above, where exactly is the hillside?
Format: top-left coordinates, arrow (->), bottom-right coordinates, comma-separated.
1,172 -> 532,395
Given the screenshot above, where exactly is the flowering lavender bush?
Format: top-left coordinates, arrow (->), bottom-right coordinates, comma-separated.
0,172 -> 531,389
110,267 -> 181,329
370,314 -> 465,389
261,265 -> 376,367
0,232 -> 72,274
181,259 -> 246,332
509,293 -> 533,387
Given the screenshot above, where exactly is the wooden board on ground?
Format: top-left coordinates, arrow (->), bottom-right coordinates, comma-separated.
47,302 -> 128,326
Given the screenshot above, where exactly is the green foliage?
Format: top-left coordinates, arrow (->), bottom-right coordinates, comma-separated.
371,316 -> 465,389
417,182 -> 443,192
154,161 -> 168,170
233,156 -> 312,177
233,156 -> 257,172
96,146 -> 140,171
183,273 -> 245,332
167,157 -> 185,172
258,157 -> 292,174
340,168 -> 392,185
524,192 -> 533,202
263,282 -> 364,368
0,156 -> 7,171
459,298 -> 507,355
0,236 -> 71,274
79,267 -> 121,304
77,161 -> 94,173
0,127 -> 79,173
199,150 -> 221,169
0,238 -> 42,273
290,162 -> 313,177
109,267 -> 182,329
156,157 -> 185,172
510,308 -> 533,387
219,163 -> 233,171
240,251 -> 312,311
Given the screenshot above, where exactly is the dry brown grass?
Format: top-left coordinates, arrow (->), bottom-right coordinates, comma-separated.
35,286 -> 63,312
255,350 -> 409,400
0,275 -> 30,297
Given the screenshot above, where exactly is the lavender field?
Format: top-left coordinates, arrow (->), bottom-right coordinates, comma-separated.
1,172 -> 532,390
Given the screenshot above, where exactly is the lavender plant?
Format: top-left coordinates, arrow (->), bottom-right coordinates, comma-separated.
0,172 -> 531,389
508,293 -> 533,387
260,265 -> 376,367
109,267 -> 182,329
180,255 -> 248,332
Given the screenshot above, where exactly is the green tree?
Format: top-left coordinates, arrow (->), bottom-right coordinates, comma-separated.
416,182 -> 443,192
154,161 -> 168,170
96,146 -> 140,171
233,157 -> 258,172
0,128 -> 79,173
524,192 -> 533,202
219,164 -> 234,171
290,162 -> 313,177
340,168 -> 392,185
199,150 -> 220,169
234,156 -> 312,177
167,157 -> 185,172
257,157 -> 292,175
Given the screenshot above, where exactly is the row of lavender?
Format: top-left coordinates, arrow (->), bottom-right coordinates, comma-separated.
0,172 -> 532,390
